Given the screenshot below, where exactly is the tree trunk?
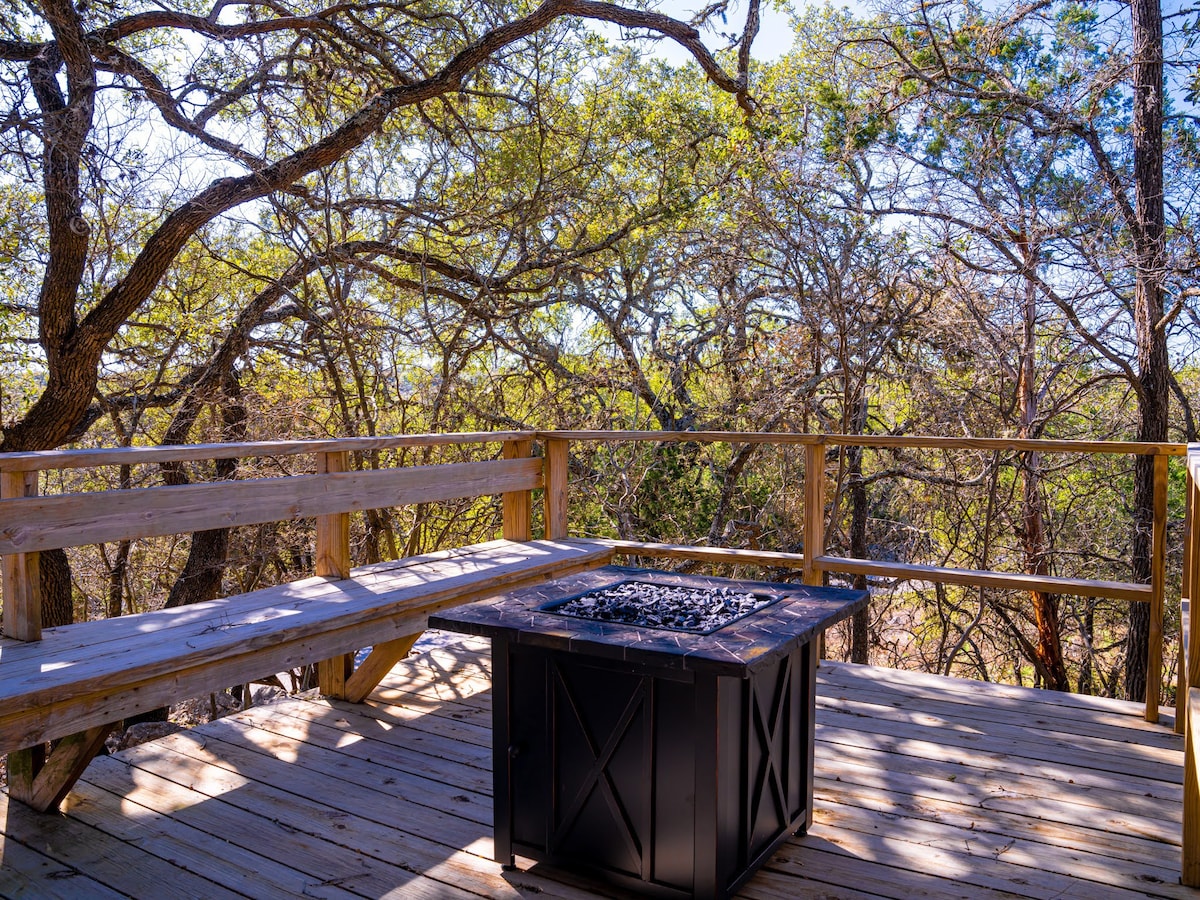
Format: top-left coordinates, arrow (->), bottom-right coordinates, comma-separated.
162,372 -> 247,609
1124,0 -> 1166,703
1015,254 -> 1070,691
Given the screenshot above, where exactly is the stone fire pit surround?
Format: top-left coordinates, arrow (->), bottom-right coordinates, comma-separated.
546,579 -> 778,634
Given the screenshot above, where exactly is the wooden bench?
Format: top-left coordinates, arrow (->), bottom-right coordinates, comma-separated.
0,436 -> 610,814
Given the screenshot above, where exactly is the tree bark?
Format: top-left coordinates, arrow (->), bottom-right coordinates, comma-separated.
1124,0 -> 1166,703
1016,247 -> 1070,692
162,372 -> 248,609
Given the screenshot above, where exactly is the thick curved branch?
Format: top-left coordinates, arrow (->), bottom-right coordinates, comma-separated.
3,0 -> 753,453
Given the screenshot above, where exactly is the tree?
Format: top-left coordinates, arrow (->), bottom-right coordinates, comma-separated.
849,0 -> 1194,698
0,0 -> 762,624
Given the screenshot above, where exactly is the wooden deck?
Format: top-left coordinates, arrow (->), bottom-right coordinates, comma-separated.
0,637 -> 1190,899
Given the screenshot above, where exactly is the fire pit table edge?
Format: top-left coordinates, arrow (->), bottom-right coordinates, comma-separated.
429,564 -> 868,678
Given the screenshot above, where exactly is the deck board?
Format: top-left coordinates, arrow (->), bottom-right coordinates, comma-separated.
1,643 -> 1190,899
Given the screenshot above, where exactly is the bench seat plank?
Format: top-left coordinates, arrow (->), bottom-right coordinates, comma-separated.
0,540 -> 539,665
0,538 -> 611,752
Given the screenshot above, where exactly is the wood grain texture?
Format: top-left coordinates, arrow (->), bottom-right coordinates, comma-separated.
0,828 -> 130,900
5,726 -> 112,812
501,440 -> 533,542
1186,471 -> 1200,889
815,555 -> 1153,602
1189,459 -> 1200,693
314,451 -> 353,699
0,431 -> 538,473
542,437 -> 569,540
1,647 -> 1184,900
316,652 -> 353,700
599,539 -> 805,568
0,470 -> 41,641
538,430 -> 1186,455
1185,689 -> 1200,887
1179,481 -> 1195,737
314,451 -> 351,579
0,541 -> 537,673
803,442 -> 825,587
0,431 -> 1184,475
342,633 -> 421,704
1180,691 -> 1200,888
0,458 -> 543,554
0,791 -> 246,899
0,539 -> 613,751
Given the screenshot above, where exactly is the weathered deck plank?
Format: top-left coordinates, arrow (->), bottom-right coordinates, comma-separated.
0,644 -> 1189,899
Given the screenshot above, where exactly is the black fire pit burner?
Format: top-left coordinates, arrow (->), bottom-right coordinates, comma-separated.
540,579 -> 780,634
430,565 -> 868,900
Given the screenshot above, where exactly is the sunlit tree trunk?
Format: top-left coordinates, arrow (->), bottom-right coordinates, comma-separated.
1125,0 -> 1167,703
1015,245 -> 1070,691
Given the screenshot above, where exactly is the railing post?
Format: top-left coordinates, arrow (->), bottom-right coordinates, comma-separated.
1178,480 -> 1194,737
1184,450 -> 1200,887
315,451 -> 352,580
1146,452 -> 1168,723
502,439 -> 533,541
802,440 -> 826,588
315,451 -> 352,698
1,470 -> 42,641
804,440 -> 828,659
543,437 -> 569,540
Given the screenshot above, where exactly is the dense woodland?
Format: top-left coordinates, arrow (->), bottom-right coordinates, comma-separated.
1,0 -> 1199,705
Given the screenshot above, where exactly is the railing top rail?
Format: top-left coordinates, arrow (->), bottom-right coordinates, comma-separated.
0,431 -> 1186,474
539,431 -> 1187,456
0,432 -> 538,474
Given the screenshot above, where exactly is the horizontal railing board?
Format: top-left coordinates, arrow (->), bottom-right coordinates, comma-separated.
0,538 -> 614,749
0,458 -> 541,554
540,431 -> 1186,456
814,556 -> 1152,603
0,432 -> 1185,475
0,431 -> 537,473
599,539 -> 806,568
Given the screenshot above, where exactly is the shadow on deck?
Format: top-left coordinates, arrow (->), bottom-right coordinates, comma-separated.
0,637 -> 1189,899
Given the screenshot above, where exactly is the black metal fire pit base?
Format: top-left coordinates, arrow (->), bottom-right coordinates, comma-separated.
431,566 -> 868,900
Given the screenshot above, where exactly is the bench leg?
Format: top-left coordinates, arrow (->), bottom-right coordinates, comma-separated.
317,652 -> 354,700
7,725 -> 113,812
337,634 -> 422,704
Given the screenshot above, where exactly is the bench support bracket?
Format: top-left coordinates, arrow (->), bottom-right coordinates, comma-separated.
341,633 -> 423,703
7,725 -> 114,812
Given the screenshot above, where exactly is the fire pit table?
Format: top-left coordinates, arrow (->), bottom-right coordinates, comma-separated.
430,565 -> 868,900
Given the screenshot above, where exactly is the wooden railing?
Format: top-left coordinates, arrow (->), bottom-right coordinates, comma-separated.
0,430 -> 1191,883
3,430 -> 1181,711
0,432 -> 539,643
549,430 -> 1192,887
545,431 -> 1183,723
